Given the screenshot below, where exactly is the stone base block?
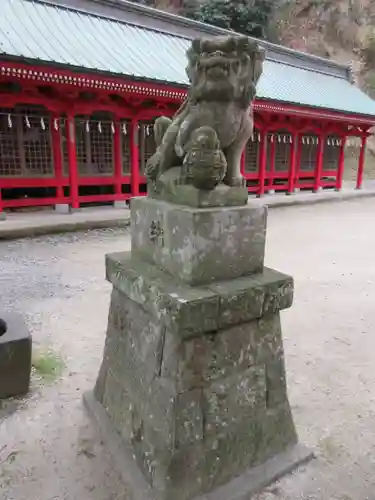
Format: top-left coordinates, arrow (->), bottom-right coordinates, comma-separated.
0,312 -> 32,399
148,179 -> 249,208
113,200 -> 128,209
0,211 -> 6,221
84,391 -> 313,500
131,197 -> 267,285
92,256 -> 299,500
54,203 -> 71,214
106,251 -> 294,338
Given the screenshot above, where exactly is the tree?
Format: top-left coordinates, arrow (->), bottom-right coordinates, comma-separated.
182,0 -> 275,40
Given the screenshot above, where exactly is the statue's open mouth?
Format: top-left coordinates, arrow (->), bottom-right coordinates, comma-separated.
205,61 -> 230,78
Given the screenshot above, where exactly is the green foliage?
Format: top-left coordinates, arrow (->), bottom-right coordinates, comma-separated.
182,0 -> 275,39
32,349 -> 64,382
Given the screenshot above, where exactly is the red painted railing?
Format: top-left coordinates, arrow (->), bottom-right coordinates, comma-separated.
0,105 -> 370,214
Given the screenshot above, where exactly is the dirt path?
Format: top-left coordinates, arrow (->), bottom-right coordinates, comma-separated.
1,199 -> 375,500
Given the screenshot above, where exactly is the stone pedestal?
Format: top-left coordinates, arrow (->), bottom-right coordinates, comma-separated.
0,312 -> 32,399
86,196 -> 312,500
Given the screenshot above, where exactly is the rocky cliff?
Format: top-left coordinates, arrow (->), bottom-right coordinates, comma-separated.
274,0 -> 375,98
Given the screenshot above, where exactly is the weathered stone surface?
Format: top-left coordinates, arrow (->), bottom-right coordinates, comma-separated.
161,322 -> 258,391
107,289 -> 164,394
259,267 -> 294,315
84,391 -> 311,500
0,312 -> 32,399
265,355 -> 288,408
102,369 -> 133,442
131,197 -> 267,285
149,178 -> 249,208
254,313 -> 284,363
203,366 -> 266,435
106,251 -> 219,339
93,298 -> 299,500
208,268 -> 293,329
157,403 -> 297,500
106,254 -> 292,340
175,389 -> 204,447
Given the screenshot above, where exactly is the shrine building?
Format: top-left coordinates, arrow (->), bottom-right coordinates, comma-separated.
1,0 -> 375,215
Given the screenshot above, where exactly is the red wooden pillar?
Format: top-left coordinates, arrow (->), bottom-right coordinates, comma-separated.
0,184 -> 4,219
130,118 -> 140,198
314,134 -> 325,192
114,119 -> 123,197
356,136 -> 367,190
287,133 -> 298,194
258,129 -> 268,196
66,114 -> 79,209
336,136 -> 346,191
269,133 -> 276,189
51,115 -> 64,201
295,135 -> 302,186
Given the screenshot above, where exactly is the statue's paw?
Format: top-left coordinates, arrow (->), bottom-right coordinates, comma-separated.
145,154 -> 161,180
223,174 -> 246,188
175,144 -> 184,158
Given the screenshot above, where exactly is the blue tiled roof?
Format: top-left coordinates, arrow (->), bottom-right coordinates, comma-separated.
1,0 -> 375,117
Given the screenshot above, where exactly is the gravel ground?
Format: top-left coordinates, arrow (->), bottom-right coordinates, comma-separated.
1,198 -> 375,500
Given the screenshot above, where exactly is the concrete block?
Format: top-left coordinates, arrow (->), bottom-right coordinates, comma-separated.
113,200 -> 128,209
0,312 -> 32,399
54,203 -> 71,214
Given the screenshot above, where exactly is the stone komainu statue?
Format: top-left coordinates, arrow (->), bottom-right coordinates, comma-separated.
146,35 -> 265,190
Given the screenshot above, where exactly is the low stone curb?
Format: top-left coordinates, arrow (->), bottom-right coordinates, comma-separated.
0,188 -> 374,241
262,187 -> 375,210
0,216 -> 131,241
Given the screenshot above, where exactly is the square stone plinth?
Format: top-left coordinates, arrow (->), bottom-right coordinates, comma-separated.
131,197 -> 267,286
105,252 -> 293,339
0,312 -> 32,399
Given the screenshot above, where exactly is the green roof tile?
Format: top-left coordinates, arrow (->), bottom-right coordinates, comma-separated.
1,0 -> 375,118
